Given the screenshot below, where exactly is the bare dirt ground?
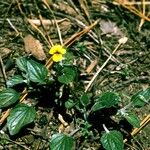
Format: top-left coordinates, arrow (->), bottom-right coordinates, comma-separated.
0,0 -> 150,149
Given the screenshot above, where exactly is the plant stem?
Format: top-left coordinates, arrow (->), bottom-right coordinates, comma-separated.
103,124 -> 109,133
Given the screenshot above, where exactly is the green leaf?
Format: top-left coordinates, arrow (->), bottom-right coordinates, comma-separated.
6,75 -> 26,87
16,57 -> 28,72
124,113 -> 140,128
92,92 -> 120,112
50,133 -> 74,150
27,59 -> 48,84
58,67 -> 76,84
7,103 -> 36,135
80,93 -> 90,107
63,52 -> 75,65
65,99 -> 76,109
100,130 -> 124,150
131,88 -> 150,107
0,88 -> 20,108
0,132 -> 10,145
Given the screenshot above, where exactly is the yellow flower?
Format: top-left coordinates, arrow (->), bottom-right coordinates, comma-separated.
49,44 -> 66,62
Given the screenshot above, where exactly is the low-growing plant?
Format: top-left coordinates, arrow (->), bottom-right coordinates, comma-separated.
0,43 -> 150,150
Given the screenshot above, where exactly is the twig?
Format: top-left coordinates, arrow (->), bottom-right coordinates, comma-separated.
58,114 -> 68,127
86,60 -> 98,73
138,0 -> 146,31
53,12 -> 121,63
113,1 -> 150,5
0,109 -> 11,125
27,19 -> 66,26
6,18 -> 20,36
124,114 -> 150,143
69,128 -> 80,136
0,137 -> 30,150
114,0 -> 150,22
84,37 -> 128,92
42,0 -> 63,45
0,56 -> 7,86
131,114 -> 150,137
27,19 -> 51,47
64,20 -> 98,47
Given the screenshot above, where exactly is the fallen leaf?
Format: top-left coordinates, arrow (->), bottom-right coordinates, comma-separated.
24,35 -> 46,61
100,20 -> 123,36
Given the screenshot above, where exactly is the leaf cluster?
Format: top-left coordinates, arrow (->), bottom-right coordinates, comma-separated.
0,56 -> 150,150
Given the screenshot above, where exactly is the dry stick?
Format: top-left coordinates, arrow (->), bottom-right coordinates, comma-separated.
64,20 -> 98,47
0,56 -> 7,85
138,0 -> 146,31
7,19 -> 20,36
0,109 -> 11,125
86,60 -> 98,73
42,0 -> 63,45
114,1 -> 150,22
124,114 -> 150,143
27,19 -> 66,26
33,0 -> 53,47
71,18 -> 121,63
38,14 -> 53,47
113,1 -> 150,5
84,41 -> 122,92
79,0 -> 91,23
131,115 -> 150,136
45,58 -> 53,69
27,19 -> 51,47
0,137 -> 30,150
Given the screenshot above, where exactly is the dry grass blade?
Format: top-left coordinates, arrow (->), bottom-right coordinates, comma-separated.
86,60 -> 98,73
131,114 -> 150,136
0,109 -> 11,125
64,20 -> 99,47
0,56 -> 7,84
114,0 -> 150,22
84,37 -> 127,92
138,0 -> 146,30
79,0 -> 90,21
124,114 -> 150,143
27,19 -> 52,47
27,19 -> 66,26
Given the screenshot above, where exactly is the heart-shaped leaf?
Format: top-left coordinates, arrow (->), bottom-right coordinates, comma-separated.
100,130 -> 124,150
7,75 -> 26,87
58,67 -> 76,84
7,103 -> 36,135
16,57 -> 28,72
27,59 -> 48,84
65,99 -> 76,109
0,88 -> 20,108
80,93 -> 90,107
124,113 -> 140,128
131,88 -> 150,107
50,133 -> 74,150
92,92 -> 120,112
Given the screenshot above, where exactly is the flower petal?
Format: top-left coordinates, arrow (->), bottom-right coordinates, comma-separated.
57,48 -> 66,54
49,47 -> 57,54
52,54 -> 63,62
49,44 -> 66,55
